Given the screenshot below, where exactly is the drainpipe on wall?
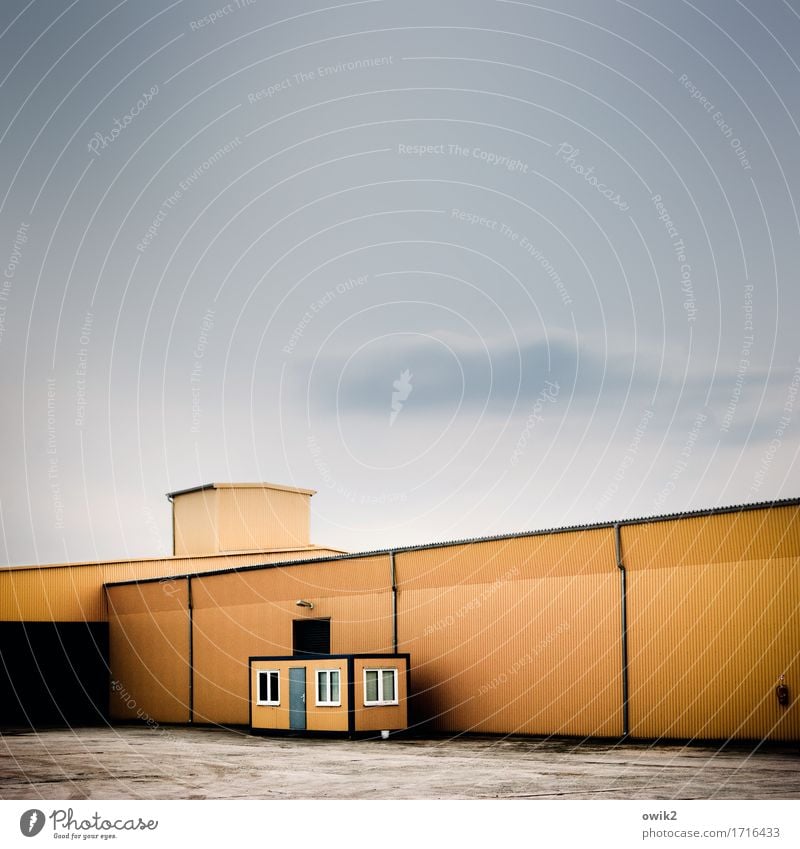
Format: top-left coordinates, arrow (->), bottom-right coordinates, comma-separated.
390,551 -> 398,653
614,523 -> 630,738
188,575 -> 194,724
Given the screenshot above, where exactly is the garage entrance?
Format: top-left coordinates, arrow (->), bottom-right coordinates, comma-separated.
0,621 -> 109,726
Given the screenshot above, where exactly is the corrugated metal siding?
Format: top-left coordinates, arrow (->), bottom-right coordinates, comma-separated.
217,487 -> 310,552
396,531 -> 621,736
0,548 -> 344,622
7,500 -> 800,740
397,527 -> 616,589
622,504 -> 800,570
173,488 -> 218,556
191,555 -> 390,606
191,559 -> 393,725
627,557 -> 800,741
193,601 -> 289,725
398,574 -> 622,736
0,565 -> 104,622
107,580 -> 191,724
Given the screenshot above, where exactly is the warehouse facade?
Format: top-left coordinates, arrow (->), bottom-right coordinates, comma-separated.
1,483 -> 798,741
0,483 -> 344,726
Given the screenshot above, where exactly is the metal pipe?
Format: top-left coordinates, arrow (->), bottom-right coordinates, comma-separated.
390,551 -> 398,653
187,575 -> 194,724
614,523 -> 629,737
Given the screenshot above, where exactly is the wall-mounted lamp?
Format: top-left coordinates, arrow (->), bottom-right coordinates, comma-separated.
295,599 -> 314,609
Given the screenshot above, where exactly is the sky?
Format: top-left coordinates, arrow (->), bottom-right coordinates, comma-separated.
1,0 -> 799,565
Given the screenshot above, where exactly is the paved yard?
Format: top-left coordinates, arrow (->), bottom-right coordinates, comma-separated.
1,727 -> 798,799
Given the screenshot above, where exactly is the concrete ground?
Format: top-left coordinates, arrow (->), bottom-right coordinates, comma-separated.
1,727 -> 798,800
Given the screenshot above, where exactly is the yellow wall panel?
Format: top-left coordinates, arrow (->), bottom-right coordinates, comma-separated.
397,527 -> 616,590
627,557 -> 800,741
217,487 -> 311,551
172,489 -> 218,556
622,504 -> 800,570
0,549 -> 343,623
398,574 -> 622,737
107,581 -> 190,724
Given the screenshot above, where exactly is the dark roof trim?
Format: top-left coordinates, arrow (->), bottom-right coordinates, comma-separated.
166,481 -> 316,498
249,653 -> 410,662
166,484 -> 216,499
104,495 -> 800,589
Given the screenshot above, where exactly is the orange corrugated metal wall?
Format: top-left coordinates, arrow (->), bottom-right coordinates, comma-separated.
104,506 -> 800,739
172,489 -> 218,556
107,579 -> 191,724
217,488 -> 311,552
0,549 -> 344,623
396,528 -> 623,737
623,505 -> 800,741
9,502 -> 798,740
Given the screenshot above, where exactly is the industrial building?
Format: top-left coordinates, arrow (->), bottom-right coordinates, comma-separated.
1,482 -> 798,742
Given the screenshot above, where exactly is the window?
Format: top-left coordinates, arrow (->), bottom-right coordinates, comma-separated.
316,669 -> 341,706
257,670 -> 280,705
364,668 -> 398,706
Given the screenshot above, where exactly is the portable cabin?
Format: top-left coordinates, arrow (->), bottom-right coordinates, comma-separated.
249,653 -> 410,737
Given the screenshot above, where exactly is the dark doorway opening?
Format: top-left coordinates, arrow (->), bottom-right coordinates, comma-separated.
292,618 -> 330,656
0,621 -> 109,727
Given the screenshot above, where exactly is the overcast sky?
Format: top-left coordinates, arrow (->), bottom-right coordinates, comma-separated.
1,0 -> 799,565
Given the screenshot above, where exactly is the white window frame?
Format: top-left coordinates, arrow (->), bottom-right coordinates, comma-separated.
256,669 -> 280,706
315,668 -> 342,707
363,668 -> 399,706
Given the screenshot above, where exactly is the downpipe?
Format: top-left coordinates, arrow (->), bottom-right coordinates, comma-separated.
390,551 -> 398,653
615,523 -> 630,738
